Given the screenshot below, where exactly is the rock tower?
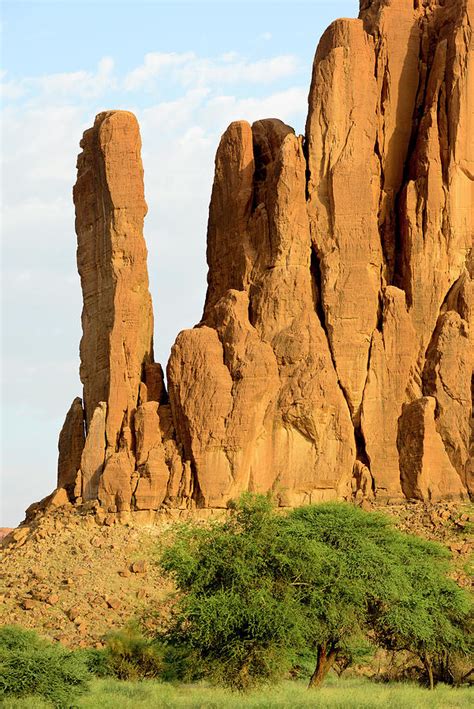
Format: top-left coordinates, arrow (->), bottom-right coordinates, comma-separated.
55,0 -> 473,518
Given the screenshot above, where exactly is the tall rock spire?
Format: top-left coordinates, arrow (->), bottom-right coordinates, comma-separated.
61,110 -> 169,512
74,110 -> 154,449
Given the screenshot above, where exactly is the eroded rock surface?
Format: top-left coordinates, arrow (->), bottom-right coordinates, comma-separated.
74,110 -> 154,450
51,0 -> 472,518
57,397 -> 85,498
57,111 -> 184,513
398,397 -> 466,501
168,120 -> 355,507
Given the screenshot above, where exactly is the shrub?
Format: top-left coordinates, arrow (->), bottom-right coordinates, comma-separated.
83,625 -> 163,681
80,647 -> 113,678
0,625 -> 47,653
0,625 -> 89,708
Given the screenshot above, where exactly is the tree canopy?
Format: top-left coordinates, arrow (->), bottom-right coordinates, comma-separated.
160,495 -> 471,690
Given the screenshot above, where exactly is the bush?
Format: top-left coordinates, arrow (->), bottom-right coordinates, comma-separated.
0,625 -> 47,653
0,625 -> 89,708
83,625 -> 163,681
80,647 -> 113,678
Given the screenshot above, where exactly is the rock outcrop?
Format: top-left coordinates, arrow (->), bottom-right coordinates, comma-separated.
74,111 -> 154,450
53,0 -> 472,518
168,120 -> 356,507
59,111 -> 186,514
57,397 -> 85,497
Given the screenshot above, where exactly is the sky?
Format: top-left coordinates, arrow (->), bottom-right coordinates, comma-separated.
1,0 -> 359,527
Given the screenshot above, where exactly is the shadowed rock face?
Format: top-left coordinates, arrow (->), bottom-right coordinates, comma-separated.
55,0 -> 473,516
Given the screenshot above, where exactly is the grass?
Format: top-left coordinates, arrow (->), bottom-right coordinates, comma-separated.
2,677 -> 472,709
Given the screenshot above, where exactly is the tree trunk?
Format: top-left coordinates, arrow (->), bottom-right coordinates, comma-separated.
308,644 -> 337,689
423,654 -> 434,691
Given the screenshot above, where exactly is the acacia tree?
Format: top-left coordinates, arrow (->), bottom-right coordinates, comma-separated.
160,495 -> 305,688
368,531 -> 472,689
160,494 -> 471,690
282,504 -> 471,688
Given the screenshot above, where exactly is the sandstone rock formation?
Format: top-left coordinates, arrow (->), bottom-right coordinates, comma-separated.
57,397 -> 85,497
74,111 -> 154,450
53,0 -> 472,517
168,120 -> 356,507
59,110 -> 186,514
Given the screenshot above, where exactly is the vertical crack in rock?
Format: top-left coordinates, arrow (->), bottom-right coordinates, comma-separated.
309,242 -> 354,420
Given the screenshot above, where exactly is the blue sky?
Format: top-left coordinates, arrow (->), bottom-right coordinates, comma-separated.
4,2 -> 357,80
1,0 -> 359,526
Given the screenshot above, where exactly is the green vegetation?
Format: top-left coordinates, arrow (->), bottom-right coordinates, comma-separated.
2,677 -> 473,709
1,497 -> 472,707
82,624 -> 163,680
160,495 -> 472,689
0,625 -> 89,708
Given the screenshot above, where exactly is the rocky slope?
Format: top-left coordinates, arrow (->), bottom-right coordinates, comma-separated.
0,500 -> 471,648
0,504 -> 173,648
37,0 -> 473,520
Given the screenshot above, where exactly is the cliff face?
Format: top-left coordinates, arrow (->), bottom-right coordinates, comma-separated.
56,0 -> 473,517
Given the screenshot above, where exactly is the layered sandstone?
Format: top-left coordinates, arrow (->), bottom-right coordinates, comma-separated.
52,0 -> 472,517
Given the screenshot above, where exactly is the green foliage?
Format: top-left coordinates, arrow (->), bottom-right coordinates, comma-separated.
80,647 -> 113,678
286,503 -> 472,686
160,495 -> 472,690
0,625 -> 89,708
348,516 -> 473,686
160,494 -> 303,688
3,676 -> 474,709
0,625 -> 47,653
83,625 -> 163,681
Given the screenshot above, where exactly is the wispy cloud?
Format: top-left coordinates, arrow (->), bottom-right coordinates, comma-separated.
1,57 -> 116,103
124,51 -> 299,90
2,50 -> 300,107
37,56 -> 116,97
123,52 -> 194,91
177,54 -> 299,87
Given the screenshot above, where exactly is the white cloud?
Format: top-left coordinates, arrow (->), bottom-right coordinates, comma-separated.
221,51 -> 239,63
123,52 -> 195,91
202,86 -> 308,128
260,32 -> 272,41
123,51 -> 299,92
1,57 -> 116,104
141,88 -> 210,131
177,54 -> 299,87
2,51 -> 300,109
0,76 -> 27,100
37,56 -> 116,97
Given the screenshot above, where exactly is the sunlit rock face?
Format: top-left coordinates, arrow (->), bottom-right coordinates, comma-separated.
54,0 -> 472,516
